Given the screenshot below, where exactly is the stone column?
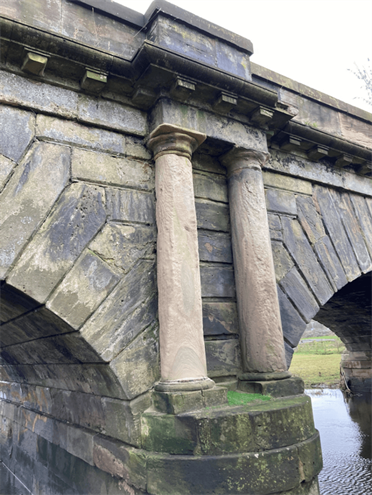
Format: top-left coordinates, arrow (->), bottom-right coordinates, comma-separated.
221,148 -> 289,381
147,124 -> 214,392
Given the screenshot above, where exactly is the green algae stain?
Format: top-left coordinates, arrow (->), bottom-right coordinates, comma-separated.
227,391 -> 271,406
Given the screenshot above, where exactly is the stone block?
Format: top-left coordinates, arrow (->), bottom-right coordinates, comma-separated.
198,231 -> 232,263
0,154 -> 14,191
152,390 -> 204,415
144,394 -> 314,458
107,188 -> 155,224
350,193 -> 372,258
271,241 -> 294,283
36,114 -> 126,153
268,213 -> 283,241
0,142 -> 70,279
200,264 -> 235,298
267,149 -> 371,197
153,99 -> 267,151
277,286 -> 307,348
0,71 -> 79,118
298,433 -> 323,483
125,135 -> 152,161
77,96 -> 147,136
8,183 -> 106,303
21,51 -> 48,76
1,331 -> 102,365
0,307 -> 73,347
193,171 -> 228,203
61,0 -> 144,60
132,86 -> 157,108
80,259 -> 157,361
149,16 -> 251,80
93,435 -> 147,491
284,342 -> 294,369
195,199 -> 230,232
89,223 -> 155,273
4,363 -> 125,399
102,393 -> 152,446
47,250 -> 120,329
250,106 -> 274,126
205,339 -> 241,377
65,424 -> 94,466
48,388 -> 104,431
265,188 -> 297,215
110,323 -> 160,400
202,301 -> 239,336
333,190 -> 372,272
279,268 -> 319,323
0,284 -> 38,324
314,185 -> 361,281
314,236 -> 348,291
193,152 -> 226,175
72,148 -> 154,190
0,105 -> 35,162
282,217 -> 333,305
80,69 -> 107,93
146,432 -> 320,495
238,376 -> 304,397
296,195 -> 326,245
263,172 -> 312,195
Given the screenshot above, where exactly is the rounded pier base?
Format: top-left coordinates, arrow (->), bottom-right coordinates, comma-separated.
138,389 -> 322,494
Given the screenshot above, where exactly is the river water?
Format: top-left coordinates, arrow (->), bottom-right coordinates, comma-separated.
306,388 -> 372,494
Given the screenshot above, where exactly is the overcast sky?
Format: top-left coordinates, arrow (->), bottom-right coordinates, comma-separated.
114,0 -> 372,113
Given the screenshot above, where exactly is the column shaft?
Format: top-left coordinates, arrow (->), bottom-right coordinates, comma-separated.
147,124 -> 214,391
222,149 -> 287,376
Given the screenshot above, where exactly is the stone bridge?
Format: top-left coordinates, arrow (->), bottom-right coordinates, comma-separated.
0,1 -> 371,494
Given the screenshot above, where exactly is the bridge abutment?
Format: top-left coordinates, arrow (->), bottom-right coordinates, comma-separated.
0,0 -> 371,493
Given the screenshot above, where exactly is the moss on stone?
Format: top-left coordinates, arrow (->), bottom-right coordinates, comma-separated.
227,390 -> 271,406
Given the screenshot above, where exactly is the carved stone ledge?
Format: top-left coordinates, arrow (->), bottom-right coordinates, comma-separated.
21,51 -> 48,76
80,69 -> 108,93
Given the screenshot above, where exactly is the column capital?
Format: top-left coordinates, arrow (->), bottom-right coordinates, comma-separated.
221,147 -> 269,176
147,124 -> 206,161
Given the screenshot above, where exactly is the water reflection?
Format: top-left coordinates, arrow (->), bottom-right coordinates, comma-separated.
306,389 -> 372,495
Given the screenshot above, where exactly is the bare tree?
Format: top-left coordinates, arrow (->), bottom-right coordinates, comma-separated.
349,59 -> 372,108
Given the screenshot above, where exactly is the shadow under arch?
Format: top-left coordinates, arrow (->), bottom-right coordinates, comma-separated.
0,281 -> 126,400
312,271 -> 372,395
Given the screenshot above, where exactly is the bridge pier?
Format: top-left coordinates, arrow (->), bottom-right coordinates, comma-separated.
1,0 -> 371,493
141,128 -> 321,493
341,351 -> 372,395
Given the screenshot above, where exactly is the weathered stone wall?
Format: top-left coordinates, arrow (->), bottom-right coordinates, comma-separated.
0,73 -> 159,493
193,153 -> 241,381
262,151 -> 372,367
0,72 -> 241,494
0,0 -> 371,493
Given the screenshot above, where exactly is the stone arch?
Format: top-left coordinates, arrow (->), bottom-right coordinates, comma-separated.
0,106 -> 160,479
267,174 -> 372,388
315,271 -> 371,394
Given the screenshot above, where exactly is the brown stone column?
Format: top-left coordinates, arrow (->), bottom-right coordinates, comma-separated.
147,124 -> 214,392
221,148 -> 289,381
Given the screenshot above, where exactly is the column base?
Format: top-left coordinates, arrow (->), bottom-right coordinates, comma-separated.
239,371 -> 291,381
152,384 -> 227,414
155,377 -> 215,392
238,376 -> 304,398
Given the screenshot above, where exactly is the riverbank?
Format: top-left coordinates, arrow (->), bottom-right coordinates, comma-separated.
289,335 -> 345,388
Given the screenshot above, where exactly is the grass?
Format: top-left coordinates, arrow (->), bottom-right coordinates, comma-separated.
289,336 -> 345,387
227,391 -> 271,406
296,335 -> 345,355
